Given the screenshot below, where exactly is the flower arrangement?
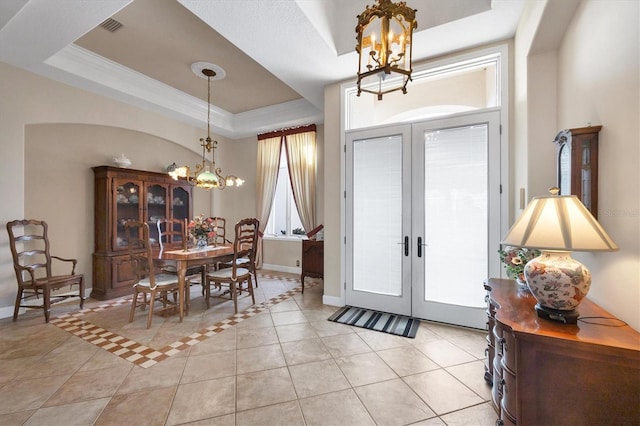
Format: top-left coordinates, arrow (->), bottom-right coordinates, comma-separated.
187,215 -> 217,244
498,246 -> 541,282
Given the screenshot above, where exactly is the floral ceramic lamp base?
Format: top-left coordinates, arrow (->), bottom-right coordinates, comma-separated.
524,250 -> 591,324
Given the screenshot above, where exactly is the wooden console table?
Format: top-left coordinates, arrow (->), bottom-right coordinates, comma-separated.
484,278 -> 640,425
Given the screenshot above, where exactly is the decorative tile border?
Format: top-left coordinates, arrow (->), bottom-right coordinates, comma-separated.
51,273 -> 318,368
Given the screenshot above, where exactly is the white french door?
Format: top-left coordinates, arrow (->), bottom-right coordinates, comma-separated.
345,125 -> 412,315
345,111 -> 502,329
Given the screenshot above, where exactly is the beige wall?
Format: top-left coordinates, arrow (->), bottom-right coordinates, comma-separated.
513,1 -> 544,218
556,0 -> 639,330
263,239 -> 303,271
322,83 -> 343,301
513,0 -> 639,330
212,135 -> 257,228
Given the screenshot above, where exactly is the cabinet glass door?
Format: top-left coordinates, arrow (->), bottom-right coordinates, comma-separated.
171,186 -> 190,245
145,184 -> 168,246
114,179 -> 142,250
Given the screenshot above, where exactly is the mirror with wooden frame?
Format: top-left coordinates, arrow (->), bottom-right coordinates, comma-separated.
553,125 -> 602,218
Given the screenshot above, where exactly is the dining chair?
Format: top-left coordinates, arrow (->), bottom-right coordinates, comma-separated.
204,218 -> 259,313
157,217 -> 187,251
125,220 -> 182,328
216,217 -> 259,289
6,219 -> 85,323
204,216 -> 232,275
209,216 -> 231,245
157,218 -> 206,286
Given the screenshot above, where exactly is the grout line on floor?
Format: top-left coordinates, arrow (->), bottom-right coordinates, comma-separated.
49,273 -> 320,368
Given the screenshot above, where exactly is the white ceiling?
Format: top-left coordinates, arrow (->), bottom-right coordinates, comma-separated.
0,0 -> 525,139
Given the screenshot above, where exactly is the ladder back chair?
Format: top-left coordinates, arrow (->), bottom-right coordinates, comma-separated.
204,216 -> 232,276
157,218 -> 206,278
204,218 -> 259,313
6,219 -> 85,323
157,218 -> 187,251
125,220 -> 182,328
217,217 -> 259,289
209,217 -> 231,245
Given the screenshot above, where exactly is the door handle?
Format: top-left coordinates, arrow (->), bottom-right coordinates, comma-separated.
404,236 -> 409,256
417,237 -> 427,257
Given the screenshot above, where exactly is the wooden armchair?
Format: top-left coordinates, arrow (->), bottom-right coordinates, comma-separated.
6,219 -> 85,323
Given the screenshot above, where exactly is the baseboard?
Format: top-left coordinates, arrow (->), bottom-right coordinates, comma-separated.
261,265 -> 340,307
0,305 -> 15,320
322,294 -> 344,307
262,264 -> 301,275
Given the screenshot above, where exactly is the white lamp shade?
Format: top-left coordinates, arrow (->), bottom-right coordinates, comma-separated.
502,195 -> 618,251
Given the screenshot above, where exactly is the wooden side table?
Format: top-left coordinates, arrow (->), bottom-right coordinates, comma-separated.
301,239 -> 323,292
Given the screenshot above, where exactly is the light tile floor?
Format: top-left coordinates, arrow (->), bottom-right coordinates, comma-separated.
0,271 -> 497,425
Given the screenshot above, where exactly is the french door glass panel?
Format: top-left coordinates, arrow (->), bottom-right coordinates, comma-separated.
423,126 -> 487,306
353,136 -> 402,295
346,126 -> 412,315
412,112 -> 501,328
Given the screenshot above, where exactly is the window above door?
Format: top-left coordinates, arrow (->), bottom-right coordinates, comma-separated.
343,45 -> 507,131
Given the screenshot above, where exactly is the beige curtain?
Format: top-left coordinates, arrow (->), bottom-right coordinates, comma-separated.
255,135 -> 283,267
284,130 -> 317,236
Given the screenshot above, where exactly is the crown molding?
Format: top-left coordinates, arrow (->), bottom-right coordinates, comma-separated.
43,44 -> 322,139
233,99 -> 323,139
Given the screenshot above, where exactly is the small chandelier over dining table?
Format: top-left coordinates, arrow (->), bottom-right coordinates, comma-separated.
355,0 -> 417,100
168,66 -> 243,190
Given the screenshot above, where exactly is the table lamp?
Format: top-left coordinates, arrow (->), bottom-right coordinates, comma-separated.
501,187 -> 618,324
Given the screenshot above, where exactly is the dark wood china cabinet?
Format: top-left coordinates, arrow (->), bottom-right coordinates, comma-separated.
92,166 -> 192,300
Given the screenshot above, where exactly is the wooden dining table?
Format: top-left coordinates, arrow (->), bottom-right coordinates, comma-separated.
155,244 -> 234,319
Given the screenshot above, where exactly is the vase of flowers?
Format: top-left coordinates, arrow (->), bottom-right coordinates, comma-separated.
187,215 -> 217,250
498,246 -> 541,289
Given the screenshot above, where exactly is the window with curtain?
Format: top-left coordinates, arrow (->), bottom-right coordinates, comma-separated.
256,124 -> 318,242
265,147 -> 304,237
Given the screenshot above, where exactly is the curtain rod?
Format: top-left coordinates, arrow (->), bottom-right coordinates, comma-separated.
257,124 -> 316,140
